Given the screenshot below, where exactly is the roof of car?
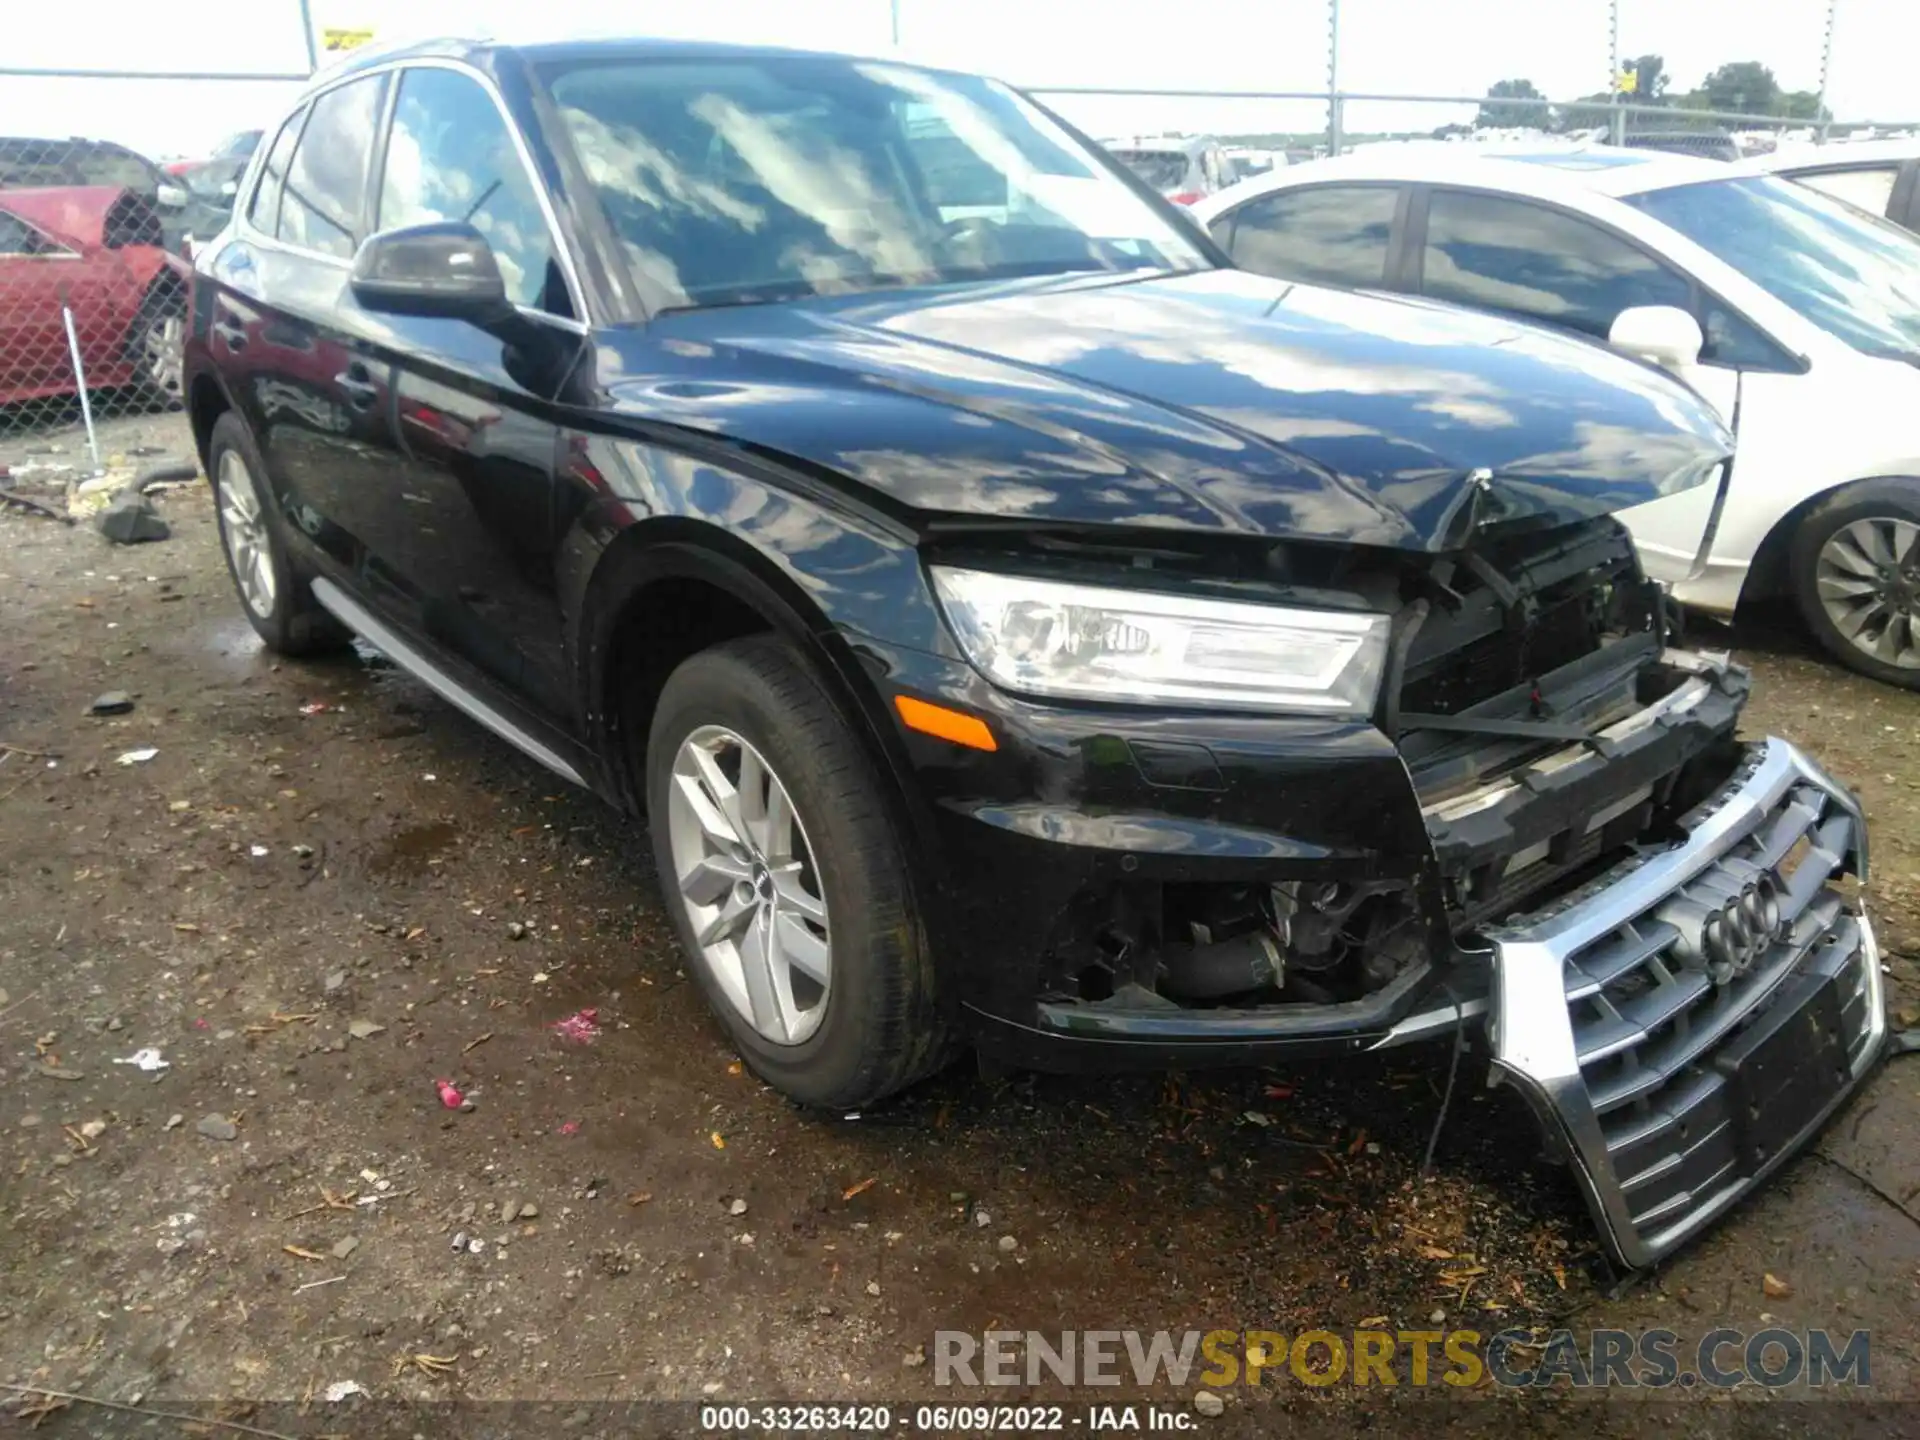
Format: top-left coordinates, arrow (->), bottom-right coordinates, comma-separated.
320,31 -> 896,83
1756,137 -> 1920,172
1197,142 -> 1737,213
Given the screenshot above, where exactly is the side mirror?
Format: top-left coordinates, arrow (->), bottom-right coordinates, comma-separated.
350,221 -> 512,324
1608,305 -> 1705,372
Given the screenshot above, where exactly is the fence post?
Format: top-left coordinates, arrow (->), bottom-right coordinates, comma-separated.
1607,0 -> 1625,144
297,0 -> 319,74
1326,0 -> 1341,155
1816,0 -> 1838,143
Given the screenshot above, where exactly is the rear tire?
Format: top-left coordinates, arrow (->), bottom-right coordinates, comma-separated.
207,412 -> 349,657
645,634 -> 952,1108
1790,478 -> 1920,690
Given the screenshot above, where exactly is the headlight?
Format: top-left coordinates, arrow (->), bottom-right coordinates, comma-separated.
931,566 -> 1390,717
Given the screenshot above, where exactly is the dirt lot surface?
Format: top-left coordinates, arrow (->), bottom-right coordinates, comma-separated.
4,414 -> 1920,1433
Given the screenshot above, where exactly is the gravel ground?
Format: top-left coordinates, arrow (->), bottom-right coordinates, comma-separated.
3,414 -> 1918,1431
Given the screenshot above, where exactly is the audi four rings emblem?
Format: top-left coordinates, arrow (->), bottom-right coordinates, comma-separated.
1699,872 -> 1785,981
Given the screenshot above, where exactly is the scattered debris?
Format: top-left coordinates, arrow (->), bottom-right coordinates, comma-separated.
37,1065 -> 85,1082
391,1352 -> 457,1378
322,1380 -> 366,1402
1193,1391 -> 1225,1418
973,1208 -> 992,1229
296,1275 -> 346,1294
450,1231 -> 468,1253
113,1047 -> 168,1072
434,1079 -> 464,1109
462,1032 -> 492,1053
195,1114 -> 238,1142
519,1202 -> 538,1219
997,1235 -> 1018,1252
549,1007 -> 601,1045
728,1198 -> 748,1217
507,921 -> 527,940
77,1119 -> 106,1140
627,1192 -> 653,1206
299,702 -> 332,716
162,1113 -> 183,1130
87,692 -> 134,716
502,1200 -> 522,1224
115,747 -> 158,766
559,1121 -> 581,1136
1764,1273 -> 1793,1299
283,1245 -> 327,1263
249,845 -> 269,858
843,1177 -> 877,1202
709,1131 -> 725,1150
332,1236 -> 360,1260
95,490 -> 170,544
346,1019 -> 385,1041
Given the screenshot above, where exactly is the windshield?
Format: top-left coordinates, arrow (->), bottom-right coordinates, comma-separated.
544,57 -> 1210,313
1112,150 -> 1188,190
1631,175 -> 1920,362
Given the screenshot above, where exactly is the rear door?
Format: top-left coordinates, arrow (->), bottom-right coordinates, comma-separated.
1410,187 -> 1780,585
211,72 -> 400,601
0,207 -> 70,400
359,62 -> 585,720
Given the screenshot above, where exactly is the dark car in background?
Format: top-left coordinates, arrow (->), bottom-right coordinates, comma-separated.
182,36 -> 1885,1271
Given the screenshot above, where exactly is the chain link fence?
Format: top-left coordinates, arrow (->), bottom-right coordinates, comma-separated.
0,134 -> 226,443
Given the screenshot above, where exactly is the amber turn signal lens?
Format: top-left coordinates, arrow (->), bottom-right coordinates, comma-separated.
893,695 -> 998,752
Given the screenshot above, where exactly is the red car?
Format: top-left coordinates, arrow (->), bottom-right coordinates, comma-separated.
0,186 -> 187,408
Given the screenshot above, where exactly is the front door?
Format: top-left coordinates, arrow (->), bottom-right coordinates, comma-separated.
358,63 -> 588,722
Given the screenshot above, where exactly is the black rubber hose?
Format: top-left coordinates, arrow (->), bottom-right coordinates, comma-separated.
1159,933 -> 1282,1000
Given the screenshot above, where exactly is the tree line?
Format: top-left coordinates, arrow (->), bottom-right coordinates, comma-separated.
1471,56 -> 1829,132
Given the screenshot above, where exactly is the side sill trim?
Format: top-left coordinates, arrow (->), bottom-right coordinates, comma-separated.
309,577 -> 587,790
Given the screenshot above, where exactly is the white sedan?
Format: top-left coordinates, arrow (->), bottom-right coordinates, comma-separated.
1757,137 -> 1920,235
1192,145 -> 1920,688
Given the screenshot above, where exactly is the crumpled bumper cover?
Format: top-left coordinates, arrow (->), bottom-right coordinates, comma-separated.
1484,737 -> 1886,1269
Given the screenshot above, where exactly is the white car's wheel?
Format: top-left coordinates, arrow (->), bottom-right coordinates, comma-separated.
1791,478 -> 1920,690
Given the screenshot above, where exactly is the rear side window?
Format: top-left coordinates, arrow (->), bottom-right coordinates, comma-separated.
1792,166 -> 1899,218
377,67 -> 568,314
1222,186 -> 1398,288
279,74 -> 387,259
248,107 -> 306,234
1420,190 -> 1691,338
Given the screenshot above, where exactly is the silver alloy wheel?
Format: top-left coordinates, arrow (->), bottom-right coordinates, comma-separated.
141,313 -> 184,400
666,725 -> 832,1045
1816,515 -> 1920,670
217,448 -> 277,619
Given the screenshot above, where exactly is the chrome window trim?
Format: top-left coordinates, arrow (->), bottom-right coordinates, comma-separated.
234,54 -> 589,329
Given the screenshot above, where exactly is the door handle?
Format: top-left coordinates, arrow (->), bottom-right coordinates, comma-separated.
336,366 -> 379,408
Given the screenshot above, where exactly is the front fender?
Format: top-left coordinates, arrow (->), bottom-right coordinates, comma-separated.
554,429 -> 950,863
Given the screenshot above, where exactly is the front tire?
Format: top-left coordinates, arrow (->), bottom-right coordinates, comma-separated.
207,412 -> 349,657
646,635 -> 951,1107
1791,478 -> 1920,690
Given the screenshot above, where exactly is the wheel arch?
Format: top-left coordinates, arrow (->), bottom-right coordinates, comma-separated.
574,515 -> 939,863
1739,473 -> 1920,610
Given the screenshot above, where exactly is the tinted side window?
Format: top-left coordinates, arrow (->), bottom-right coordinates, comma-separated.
0,212 -> 39,254
1421,190 -> 1691,338
280,75 -> 386,259
248,108 -> 305,233
377,67 -> 565,313
1225,187 -> 1398,288
1793,166 -> 1900,218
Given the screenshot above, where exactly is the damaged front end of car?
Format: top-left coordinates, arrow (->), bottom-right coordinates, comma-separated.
921,508 -> 1882,1269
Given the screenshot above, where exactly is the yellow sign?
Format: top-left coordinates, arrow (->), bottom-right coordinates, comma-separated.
323,28 -> 375,52
1616,67 -> 1638,94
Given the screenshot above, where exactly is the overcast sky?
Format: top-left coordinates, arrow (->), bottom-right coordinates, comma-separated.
3,0 -> 1909,159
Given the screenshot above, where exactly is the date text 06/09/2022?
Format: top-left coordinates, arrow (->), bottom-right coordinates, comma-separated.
699,1404 -> 1197,1432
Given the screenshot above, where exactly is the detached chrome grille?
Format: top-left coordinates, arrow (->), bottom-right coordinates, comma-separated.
1485,739 -> 1886,1268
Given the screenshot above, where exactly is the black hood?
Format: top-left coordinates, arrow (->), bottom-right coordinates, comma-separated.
597,267 -> 1733,551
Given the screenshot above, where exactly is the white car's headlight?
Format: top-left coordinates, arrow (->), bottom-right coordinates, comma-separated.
931,566 -> 1390,717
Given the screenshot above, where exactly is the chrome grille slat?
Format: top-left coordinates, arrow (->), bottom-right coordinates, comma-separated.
1485,737 -> 1887,1269
1565,920 -> 1680,1000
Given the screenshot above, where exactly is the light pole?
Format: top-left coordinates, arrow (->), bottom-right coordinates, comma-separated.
1816,0 -> 1838,142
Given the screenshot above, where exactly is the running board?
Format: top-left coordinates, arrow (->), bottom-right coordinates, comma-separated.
309,577 -> 586,789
